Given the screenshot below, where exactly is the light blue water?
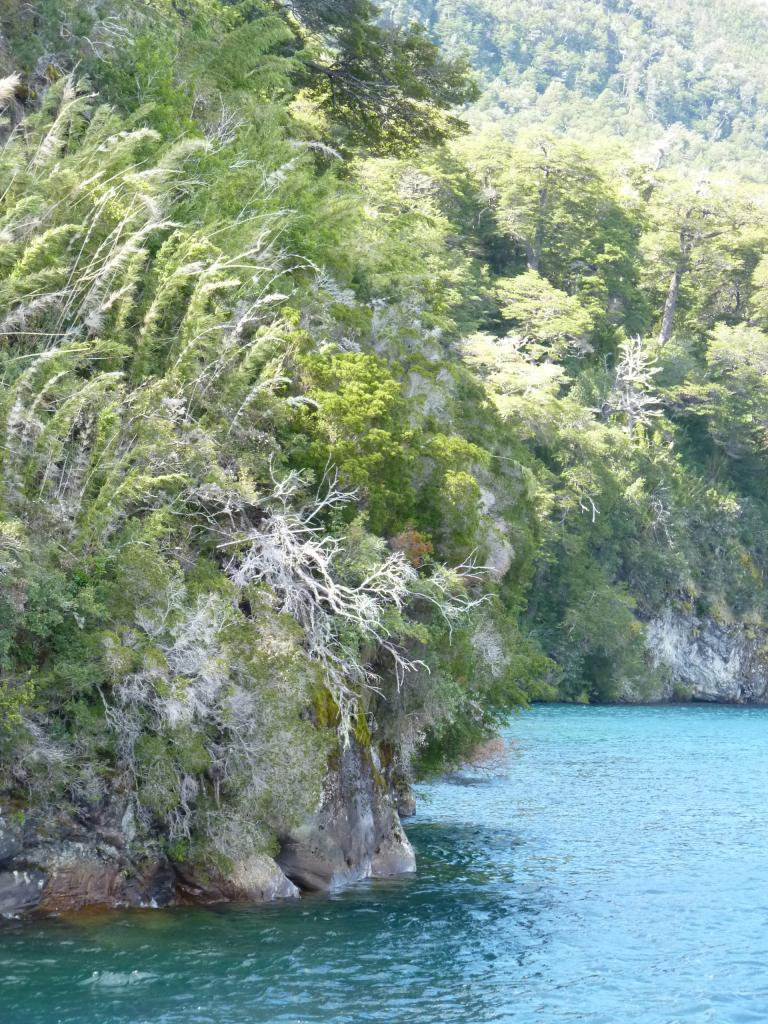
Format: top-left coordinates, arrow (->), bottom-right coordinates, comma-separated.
3,703 -> 768,1024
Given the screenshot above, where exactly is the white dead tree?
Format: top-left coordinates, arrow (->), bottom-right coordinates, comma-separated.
220,465 -> 487,737
602,336 -> 662,433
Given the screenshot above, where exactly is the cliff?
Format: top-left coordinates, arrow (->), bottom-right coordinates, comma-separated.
619,610 -> 768,704
6,0 -> 768,925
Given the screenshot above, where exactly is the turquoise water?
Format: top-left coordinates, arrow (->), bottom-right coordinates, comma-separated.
3,703 -> 768,1024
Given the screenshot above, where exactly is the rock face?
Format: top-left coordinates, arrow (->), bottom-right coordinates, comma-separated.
175,855 -> 299,904
0,870 -> 46,916
277,740 -> 415,891
0,806 -> 303,921
0,813 -> 23,863
0,741 -> 415,918
0,806 -> 180,918
635,609 -> 768,703
479,487 -> 515,581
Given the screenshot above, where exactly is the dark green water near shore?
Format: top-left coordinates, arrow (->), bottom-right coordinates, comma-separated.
3,703 -> 768,1023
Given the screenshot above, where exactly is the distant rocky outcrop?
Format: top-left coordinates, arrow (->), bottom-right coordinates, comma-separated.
624,610 -> 768,704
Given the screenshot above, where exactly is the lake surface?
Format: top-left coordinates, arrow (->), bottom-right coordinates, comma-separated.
3,703 -> 768,1024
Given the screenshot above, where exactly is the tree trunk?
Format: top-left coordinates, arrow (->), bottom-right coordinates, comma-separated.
659,263 -> 684,344
529,181 -> 548,272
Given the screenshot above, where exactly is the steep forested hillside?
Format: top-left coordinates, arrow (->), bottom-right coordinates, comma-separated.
2,0 -> 768,904
0,1 -> 540,893
386,0 -> 768,172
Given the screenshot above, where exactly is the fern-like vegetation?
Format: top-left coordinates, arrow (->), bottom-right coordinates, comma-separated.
5,0 -> 768,873
0,5 -> 525,871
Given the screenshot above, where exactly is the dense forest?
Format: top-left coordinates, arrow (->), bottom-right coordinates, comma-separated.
2,0 -> 768,886
386,0 -> 768,172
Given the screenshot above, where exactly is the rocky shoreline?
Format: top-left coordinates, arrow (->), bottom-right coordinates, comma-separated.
0,740 -> 415,920
6,608 -> 768,921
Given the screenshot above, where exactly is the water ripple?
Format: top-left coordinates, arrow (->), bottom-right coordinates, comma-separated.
2,704 -> 768,1023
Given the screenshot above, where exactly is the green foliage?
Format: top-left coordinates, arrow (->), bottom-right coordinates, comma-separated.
385,0 -> 768,172
293,349 -> 416,532
410,610 -> 553,773
497,271 -> 596,356
6,0 -> 768,864
0,0 -> 476,155
0,3 -> 523,849
292,0 -> 479,152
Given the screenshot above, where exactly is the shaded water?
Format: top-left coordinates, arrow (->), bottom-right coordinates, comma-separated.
3,703 -> 768,1023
